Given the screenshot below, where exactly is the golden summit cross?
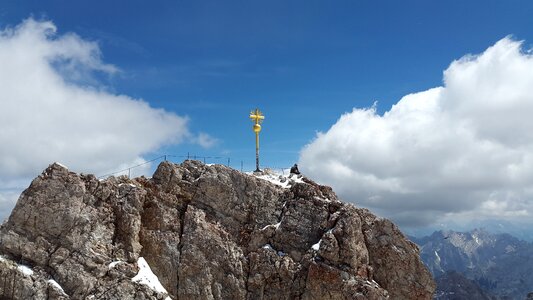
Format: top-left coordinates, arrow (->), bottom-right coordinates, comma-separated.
249,108 -> 265,172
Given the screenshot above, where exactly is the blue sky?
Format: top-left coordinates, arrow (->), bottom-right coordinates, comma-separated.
3,1 -> 533,234
3,0 -> 532,170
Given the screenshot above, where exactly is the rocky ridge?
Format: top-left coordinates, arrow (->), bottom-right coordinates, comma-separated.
0,160 -> 435,299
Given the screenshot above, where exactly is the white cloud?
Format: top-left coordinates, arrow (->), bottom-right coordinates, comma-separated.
194,132 -> 219,148
0,18 -> 213,219
300,37 -> 533,229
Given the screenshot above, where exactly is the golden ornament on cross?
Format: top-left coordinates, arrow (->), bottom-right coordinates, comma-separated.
249,108 -> 265,172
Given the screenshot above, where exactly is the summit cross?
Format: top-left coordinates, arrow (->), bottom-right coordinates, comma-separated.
249,108 -> 265,172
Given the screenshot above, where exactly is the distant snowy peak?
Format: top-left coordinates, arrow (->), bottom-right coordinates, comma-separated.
413,228 -> 533,299
439,229 -> 496,254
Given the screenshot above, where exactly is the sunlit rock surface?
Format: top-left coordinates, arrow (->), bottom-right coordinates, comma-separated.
0,160 -> 434,299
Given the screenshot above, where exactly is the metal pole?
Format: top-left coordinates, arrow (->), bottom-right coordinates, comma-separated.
250,108 -> 264,173
241,160 -> 243,172
128,168 -> 131,178
227,158 -> 230,167
255,132 -> 260,172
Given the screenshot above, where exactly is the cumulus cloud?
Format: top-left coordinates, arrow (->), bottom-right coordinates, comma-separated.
300,37 -> 533,228
0,18 -> 215,219
194,132 -> 219,148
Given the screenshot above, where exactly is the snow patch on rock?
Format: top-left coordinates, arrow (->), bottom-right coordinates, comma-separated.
132,257 -> 169,295
250,170 -> 305,189
262,244 -> 274,250
312,240 -> 321,251
17,265 -> 33,276
0,255 -> 34,276
48,279 -> 66,294
108,260 -> 123,269
53,162 -> 68,169
261,222 -> 281,231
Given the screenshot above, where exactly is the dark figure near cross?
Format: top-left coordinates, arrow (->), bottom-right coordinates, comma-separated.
290,164 -> 300,175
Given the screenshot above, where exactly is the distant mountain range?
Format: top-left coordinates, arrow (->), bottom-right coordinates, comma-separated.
412,229 -> 533,299
406,220 -> 533,242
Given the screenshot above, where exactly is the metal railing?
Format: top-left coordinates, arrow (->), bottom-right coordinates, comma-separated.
97,154 -> 232,178
97,153 -> 293,179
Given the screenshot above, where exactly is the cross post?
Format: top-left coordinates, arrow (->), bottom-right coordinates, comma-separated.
249,108 -> 265,172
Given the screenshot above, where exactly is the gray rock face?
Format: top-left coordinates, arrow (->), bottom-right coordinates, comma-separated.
0,160 -> 435,299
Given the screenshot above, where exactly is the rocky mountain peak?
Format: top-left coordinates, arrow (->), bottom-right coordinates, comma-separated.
0,160 -> 434,299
